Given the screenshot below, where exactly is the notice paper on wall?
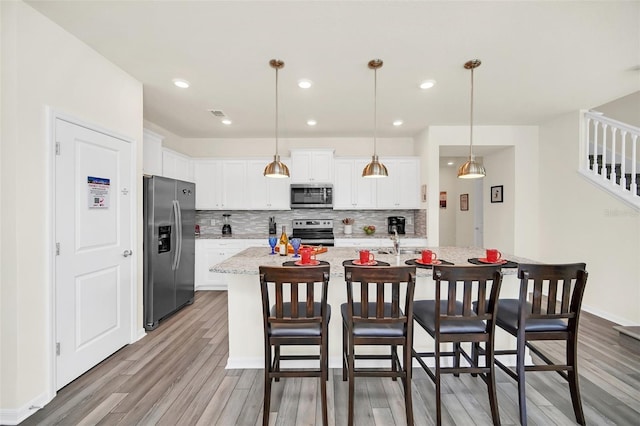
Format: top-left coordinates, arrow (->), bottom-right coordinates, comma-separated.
88,176 -> 110,208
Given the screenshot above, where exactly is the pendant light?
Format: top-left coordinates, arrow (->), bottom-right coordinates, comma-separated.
457,59 -> 486,179
264,59 -> 290,178
362,59 -> 388,178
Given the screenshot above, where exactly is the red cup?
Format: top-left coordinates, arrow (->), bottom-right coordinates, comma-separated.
359,250 -> 374,264
486,249 -> 502,263
421,250 -> 437,264
300,247 -> 316,264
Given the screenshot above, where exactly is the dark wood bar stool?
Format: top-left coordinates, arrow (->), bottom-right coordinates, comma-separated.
259,265 -> 331,426
342,265 -> 417,426
493,263 -> 588,426
412,265 -> 503,426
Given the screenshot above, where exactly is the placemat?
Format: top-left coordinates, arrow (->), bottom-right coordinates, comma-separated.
404,259 -> 454,269
467,258 -> 518,268
282,260 -> 331,267
342,259 -> 391,267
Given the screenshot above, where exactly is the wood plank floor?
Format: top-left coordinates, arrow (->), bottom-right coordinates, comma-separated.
22,291 -> 640,425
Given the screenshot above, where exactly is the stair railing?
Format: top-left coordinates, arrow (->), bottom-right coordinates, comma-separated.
581,110 -> 640,209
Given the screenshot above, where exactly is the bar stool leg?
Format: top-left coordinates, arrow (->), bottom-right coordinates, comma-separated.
342,320 -> 348,381
516,333 -> 528,426
567,334 -> 585,425
486,340 -> 500,425
263,342 -> 272,426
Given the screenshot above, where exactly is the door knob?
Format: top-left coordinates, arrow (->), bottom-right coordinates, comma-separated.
123,249 -> 133,257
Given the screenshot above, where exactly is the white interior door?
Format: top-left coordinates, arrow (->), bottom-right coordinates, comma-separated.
55,118 -> 133,389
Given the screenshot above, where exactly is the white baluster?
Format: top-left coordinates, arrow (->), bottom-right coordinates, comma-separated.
585,116 -> 592,171
593,120 -> 599,176
601,123 -> 608,182
610,127 -> 617,186
620,131 -> 627,191
632,134 -> 638,197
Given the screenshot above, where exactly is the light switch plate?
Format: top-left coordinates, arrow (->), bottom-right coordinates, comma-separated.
210,219 -> 216,226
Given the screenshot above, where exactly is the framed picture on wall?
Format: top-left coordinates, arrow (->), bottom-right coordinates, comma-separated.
491,185 -> 503,203
460,194 -> 469,211
439,191 -> 447,208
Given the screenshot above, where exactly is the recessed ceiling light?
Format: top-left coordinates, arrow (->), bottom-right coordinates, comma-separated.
447,161 -> 454,166
419,80 -> 436,90
221,119 -> 232,125
298,79 -> 313,89
307,119 -> 317,126
172,78 -> 190,89
393,120 -> 403,126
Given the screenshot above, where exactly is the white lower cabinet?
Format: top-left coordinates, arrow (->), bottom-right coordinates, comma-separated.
195,239 -> 260,290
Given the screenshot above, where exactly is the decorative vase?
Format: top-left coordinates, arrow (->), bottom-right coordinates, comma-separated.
344,224 -> 353,235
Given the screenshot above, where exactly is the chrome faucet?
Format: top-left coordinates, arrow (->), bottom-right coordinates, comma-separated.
390,226 -> 400,255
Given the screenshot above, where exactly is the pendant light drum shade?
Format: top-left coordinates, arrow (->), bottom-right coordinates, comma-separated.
457,159 -> 485,179
264,59 -> 290,178
458,59 -> 486,179
264,154 -> 290,178
362,155 -> 388,178
362,59 -> 388,178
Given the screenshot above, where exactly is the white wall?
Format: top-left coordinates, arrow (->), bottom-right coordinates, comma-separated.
438,156 -> 479,247
1,1 -> 143,418
438,157 -> 458,246
594,91 -> 640,128
158,135 -> 416,158
539,111 -> 640,325
423,125 -> 539,259
483,147 -> 516,253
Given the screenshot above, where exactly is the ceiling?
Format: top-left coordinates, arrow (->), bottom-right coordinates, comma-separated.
26,1 -> 640,140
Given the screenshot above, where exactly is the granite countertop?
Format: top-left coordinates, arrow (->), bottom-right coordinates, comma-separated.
212,246 -> 532,277
196,233 -> 426,240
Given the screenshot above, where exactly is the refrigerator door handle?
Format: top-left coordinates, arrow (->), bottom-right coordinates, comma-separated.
175,199 -> 183,270
171,200 -> 181,271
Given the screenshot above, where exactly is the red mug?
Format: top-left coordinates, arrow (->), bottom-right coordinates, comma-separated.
486,249 -> 502,263
300,247 -> 316,264
421,249 -> 437,264
359,250 -> 374,264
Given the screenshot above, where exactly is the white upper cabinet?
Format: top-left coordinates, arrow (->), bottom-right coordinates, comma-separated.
162,148 -> 193,182
143,129 -> 163,176
290,149 -> 334,183
375,157 -> 420,209
220,160 -> 247,209
193,159 -> 222,209
246,159 -> 291,210
334,158 -> 377,209
193,158 -> 291,210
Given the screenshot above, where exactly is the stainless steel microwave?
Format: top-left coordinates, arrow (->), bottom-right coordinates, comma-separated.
290,184 -> 333,209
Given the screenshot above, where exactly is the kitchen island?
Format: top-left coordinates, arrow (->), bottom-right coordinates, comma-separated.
213,246 -> 532,369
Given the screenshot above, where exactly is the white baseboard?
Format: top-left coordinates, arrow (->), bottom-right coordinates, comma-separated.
581,303 -> 638,327
134,328 -> 147,343
0,391 -> 51,425
195,284 -> 228,291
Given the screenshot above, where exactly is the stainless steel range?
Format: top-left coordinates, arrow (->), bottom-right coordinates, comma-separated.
291,219 -> 335,246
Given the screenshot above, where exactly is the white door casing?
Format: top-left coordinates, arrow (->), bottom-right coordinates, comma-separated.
54,117 -> 133,389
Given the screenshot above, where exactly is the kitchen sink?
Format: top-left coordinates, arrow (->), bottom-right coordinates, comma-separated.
376,248 -> 421,255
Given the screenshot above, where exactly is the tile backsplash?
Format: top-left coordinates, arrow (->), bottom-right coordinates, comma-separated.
196,209 -> 426,237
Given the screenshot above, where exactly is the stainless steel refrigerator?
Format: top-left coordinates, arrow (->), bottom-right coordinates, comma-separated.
143,176 -> 195,330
